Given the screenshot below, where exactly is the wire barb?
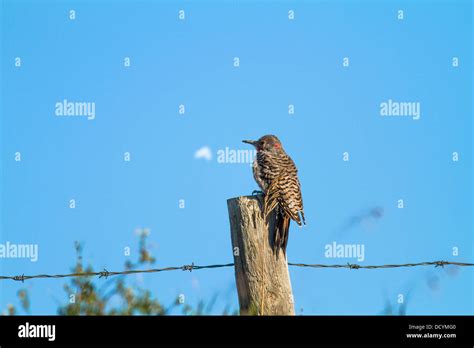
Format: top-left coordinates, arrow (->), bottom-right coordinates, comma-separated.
182,262 -> 195,272
13,274 -> 26,282
99,269 -> 110,279
348,263 -> 360,270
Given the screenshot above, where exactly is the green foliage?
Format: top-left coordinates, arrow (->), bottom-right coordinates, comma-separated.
57,236 -> 167,315
5,231 -> 236,315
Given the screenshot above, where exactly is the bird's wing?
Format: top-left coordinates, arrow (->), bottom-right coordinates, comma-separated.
276,158 -> 305,225
263,177 -> 281,218
264,175 -> 300,222
278,177 -> 302,224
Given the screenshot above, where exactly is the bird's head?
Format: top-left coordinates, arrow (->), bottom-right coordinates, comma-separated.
242,135 -> 283,153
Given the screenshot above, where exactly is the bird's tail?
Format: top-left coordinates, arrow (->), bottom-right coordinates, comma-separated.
273,210 -> 291,259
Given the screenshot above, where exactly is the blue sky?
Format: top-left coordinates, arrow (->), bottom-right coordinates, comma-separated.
0,0 -> 472,315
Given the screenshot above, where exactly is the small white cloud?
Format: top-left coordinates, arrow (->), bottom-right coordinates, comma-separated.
194,146 -> 212,161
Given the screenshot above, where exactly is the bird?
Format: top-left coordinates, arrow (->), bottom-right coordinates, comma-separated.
242,135 -> 306,258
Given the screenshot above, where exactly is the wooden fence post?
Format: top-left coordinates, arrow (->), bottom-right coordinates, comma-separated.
227,195 -> 295,315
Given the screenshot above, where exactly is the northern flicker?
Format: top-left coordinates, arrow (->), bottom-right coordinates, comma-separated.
243,135 -> 306,257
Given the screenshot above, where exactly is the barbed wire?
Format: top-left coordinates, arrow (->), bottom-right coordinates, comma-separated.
0,263 -> 234,282
287,260 -> 474,269
0,260 -> 472,283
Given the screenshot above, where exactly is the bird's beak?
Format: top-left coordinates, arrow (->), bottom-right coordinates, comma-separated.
242,140 -> 257,146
